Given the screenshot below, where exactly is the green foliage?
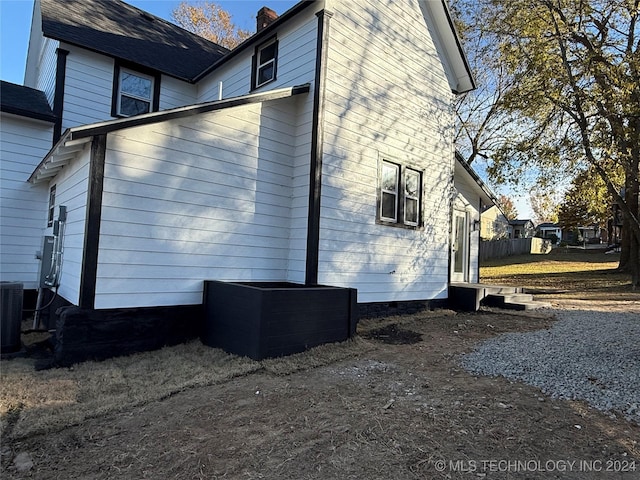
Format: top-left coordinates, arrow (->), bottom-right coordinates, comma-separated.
558,166 -> 621,229
466,0 -> 640,283
481,0 -> 639,195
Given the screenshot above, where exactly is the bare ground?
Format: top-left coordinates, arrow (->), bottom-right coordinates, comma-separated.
2,303 -> 639,479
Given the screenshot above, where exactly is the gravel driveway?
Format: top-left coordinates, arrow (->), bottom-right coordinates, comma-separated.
461,308 -> 640,425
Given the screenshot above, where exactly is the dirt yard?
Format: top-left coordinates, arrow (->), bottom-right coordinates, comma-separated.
2,304 -> 638,479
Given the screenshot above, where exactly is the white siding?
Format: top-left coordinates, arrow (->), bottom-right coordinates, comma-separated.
94,97 -> 306,309
60,45 -> 198,131
61,46 -> 114,129
24,1 -> 57,98
319,0 -> 456,303
48,145 -> 91,305
195,8 -> 320,285
197,8 -> 319,102
286,95 -> 314,283
35,38 -> 59,107
0,114 -> 53,288
159,76 -> 198,110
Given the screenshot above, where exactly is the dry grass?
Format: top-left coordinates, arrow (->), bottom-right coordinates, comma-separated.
2,248 -> 637,461
0,337 -> 372,441
480,248 -> 639,301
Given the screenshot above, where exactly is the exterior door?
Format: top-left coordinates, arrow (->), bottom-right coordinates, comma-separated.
451,210 -> 469,283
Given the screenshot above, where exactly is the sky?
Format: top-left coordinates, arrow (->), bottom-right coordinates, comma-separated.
0,0 -> 535,219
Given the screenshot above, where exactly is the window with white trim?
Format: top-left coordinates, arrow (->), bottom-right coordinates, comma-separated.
117,68 -> 154,116
380,161 -> 399,222
252,38 -> 278,89
378,160 -> 423,228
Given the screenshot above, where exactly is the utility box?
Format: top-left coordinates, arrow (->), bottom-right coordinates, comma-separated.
1,282 -> 24,353
39,236 -> 54,288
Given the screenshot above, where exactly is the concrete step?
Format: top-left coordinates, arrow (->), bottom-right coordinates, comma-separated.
483,293 -> 534,308
449,283 -> 545,312
502,300 -> 553,311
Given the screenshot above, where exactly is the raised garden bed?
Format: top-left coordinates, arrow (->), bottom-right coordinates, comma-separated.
202,281 -> 358,360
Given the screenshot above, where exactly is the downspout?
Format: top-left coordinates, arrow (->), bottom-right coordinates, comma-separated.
305,9 -> 333,285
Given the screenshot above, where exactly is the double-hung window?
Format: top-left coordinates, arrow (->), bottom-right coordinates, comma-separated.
118,69 -> 153,116
112,63 -> 160,117
378,159 -> 423,228
252,37 -> 278,89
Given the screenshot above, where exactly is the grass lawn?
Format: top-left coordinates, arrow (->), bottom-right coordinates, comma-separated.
480,247 -> 640,302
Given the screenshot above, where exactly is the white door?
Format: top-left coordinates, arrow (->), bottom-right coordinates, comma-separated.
451,210 -> 469,283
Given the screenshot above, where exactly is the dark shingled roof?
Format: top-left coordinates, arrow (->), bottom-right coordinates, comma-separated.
0,81 -> 57,122
510,219 -> 533,226
40,0 -> 230,82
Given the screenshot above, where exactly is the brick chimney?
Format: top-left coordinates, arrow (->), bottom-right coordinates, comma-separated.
257,7 -> 278,32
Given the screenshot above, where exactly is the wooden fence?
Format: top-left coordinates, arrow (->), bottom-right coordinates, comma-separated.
480,237 -> 552,262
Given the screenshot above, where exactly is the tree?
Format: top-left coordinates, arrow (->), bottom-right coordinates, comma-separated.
496,194 -> 518,220
557,168 -> 615,230
482,0 -> 640,286
171,1 -> 252,49
529,189 -> 560,225
451,0 -> 518,168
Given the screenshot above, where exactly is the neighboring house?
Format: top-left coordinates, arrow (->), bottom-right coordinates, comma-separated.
537,222 -> 562,244
453,153 -> 499,283
510,219 -> 536,239
559,225 -> 602,244
1,0 -> 476,355
480,205 -> 511,240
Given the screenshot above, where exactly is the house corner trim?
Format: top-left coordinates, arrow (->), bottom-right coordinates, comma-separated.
305,9 -> 333,285
53,48 -> 69,144
79,134 -> 106,309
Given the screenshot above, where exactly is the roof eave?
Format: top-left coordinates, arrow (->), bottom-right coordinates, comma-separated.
421,0 -> 476,94
0,105 -> 57,123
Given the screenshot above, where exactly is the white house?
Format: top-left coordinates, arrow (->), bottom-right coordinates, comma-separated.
510,219 -> 536,239
537,222 -> 562,244
1,0 -> 478,359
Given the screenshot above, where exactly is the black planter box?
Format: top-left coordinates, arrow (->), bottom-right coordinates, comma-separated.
202,281 -> 358,360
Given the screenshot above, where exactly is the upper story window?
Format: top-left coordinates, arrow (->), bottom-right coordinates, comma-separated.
112,63 -> 160,117
378,159 -> 423,229
252,37 -> 278,89
118,69 -> 153,116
